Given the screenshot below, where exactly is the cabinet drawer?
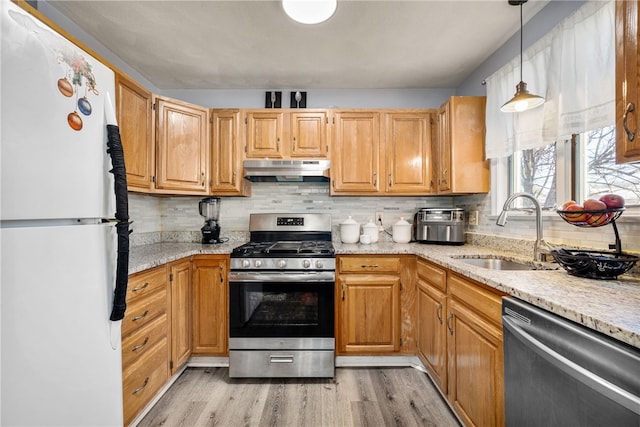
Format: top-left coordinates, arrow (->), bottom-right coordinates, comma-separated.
122,288 -> 167,337
127,266 -> 167,304
417,259 -> 446,292
339,256 -> 400,273
123,339 -> 168,426
122,313 -> 168,369
448,273 -> 504,325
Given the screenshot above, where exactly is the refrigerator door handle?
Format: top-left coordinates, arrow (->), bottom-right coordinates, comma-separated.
106,94 -> 131,322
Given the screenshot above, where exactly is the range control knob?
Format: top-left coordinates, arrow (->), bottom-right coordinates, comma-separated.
277,259 -> 287,269
254,260 -> 263,268
242,260 -> 251,268
302,259 -> 311,269
315,260 -> 324,269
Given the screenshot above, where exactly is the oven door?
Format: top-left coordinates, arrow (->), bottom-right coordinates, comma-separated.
228,271 -> 334,339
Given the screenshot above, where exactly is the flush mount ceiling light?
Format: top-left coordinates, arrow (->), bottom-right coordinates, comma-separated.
282,0 -> 337,25
501,0 -> 545,113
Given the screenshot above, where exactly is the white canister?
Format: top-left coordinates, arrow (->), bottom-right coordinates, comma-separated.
340,216 -> 360,244
362,219 -> 380,243
392,217 -> 412,243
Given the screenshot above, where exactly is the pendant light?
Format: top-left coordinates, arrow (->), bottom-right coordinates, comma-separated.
282,0 -> 337,25
500,0 -> 545,113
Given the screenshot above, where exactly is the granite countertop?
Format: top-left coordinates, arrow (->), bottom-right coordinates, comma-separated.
129,241 -> 640,349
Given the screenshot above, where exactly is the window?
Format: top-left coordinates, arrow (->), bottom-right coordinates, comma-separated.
508,126 -> 640,209
578,126 -> 640,206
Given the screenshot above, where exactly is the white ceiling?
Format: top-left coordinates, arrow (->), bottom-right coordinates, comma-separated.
47,0 -> 548,90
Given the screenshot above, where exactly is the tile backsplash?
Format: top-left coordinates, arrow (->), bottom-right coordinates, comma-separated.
129,183 -> 455,246
129,185 -> 640,254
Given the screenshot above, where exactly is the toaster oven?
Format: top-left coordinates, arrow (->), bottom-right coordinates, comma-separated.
414,208 -> 465,245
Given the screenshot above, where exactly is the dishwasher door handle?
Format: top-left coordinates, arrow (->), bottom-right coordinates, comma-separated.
503,316 -> 640,415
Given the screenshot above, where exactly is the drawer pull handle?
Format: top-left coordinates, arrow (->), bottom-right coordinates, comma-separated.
132,377 -> 149,395
132,310 -> 149,322
132,283 -> 149,292
436,304 -> 443,324
131,337 -> 149,352
361,264 -> 379,268
270,355 -> 294,364
447,313 -> 454,335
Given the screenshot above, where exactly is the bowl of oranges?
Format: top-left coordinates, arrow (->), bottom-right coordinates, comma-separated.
556,194 -> 625,227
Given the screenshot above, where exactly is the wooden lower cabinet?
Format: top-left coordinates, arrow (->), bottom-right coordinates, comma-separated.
336,255 -> 416,355
192,255 -> 228,355
416,259 -> 448,392
122,265 -> 169,426
169,258 -> 192,374
416,259 -> 506,427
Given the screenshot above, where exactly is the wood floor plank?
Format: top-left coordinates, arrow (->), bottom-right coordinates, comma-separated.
137,367 -> 460,427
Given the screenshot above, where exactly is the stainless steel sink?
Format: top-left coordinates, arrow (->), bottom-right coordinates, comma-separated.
456,257 -> 535,270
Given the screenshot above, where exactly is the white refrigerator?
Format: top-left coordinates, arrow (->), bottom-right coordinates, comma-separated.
1,2 -> 126,425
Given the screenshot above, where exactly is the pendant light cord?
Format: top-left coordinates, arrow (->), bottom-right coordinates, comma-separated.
519,2 -> 523,82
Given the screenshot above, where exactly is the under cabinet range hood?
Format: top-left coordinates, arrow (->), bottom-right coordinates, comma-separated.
243,159 -> 330,182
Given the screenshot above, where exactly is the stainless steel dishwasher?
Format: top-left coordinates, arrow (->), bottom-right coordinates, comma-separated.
502,297 -> 640,426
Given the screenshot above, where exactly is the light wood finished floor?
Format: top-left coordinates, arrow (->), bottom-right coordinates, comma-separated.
138,367 -> 460,427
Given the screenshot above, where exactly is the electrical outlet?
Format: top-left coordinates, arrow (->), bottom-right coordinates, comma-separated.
469,210 -> 479,226
375,212 -> 384,228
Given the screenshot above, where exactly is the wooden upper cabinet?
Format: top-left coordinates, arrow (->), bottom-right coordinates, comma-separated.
115,74 -> 153,192
290,111 -> 328,158
244,110 -> 285,158
616,0 -> 640,163
155,96 -> 209,194
436,96 -> 489,194
331,111 -> 381,194
384,112 -> 433,194
211,109 -> 250,196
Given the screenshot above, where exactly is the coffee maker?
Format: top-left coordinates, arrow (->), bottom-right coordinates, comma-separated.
199,197 -> 222,244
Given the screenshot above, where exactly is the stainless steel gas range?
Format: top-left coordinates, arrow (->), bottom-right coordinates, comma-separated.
228,213 -> 335,378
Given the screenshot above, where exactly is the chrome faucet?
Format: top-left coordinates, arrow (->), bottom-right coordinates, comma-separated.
496,192 -> 550,262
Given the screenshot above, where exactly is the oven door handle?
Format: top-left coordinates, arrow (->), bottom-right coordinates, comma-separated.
229,271 -> 335,283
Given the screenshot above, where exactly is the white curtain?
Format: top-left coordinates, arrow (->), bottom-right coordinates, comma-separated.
485,0 -> 615,159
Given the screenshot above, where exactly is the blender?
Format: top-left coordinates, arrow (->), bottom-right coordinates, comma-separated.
199,197 -> 222,244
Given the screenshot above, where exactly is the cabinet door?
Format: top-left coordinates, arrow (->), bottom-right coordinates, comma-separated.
417,279 -> 447,393
384,112 -> 433,194
211,109 -> 247,195
331,111 -> 380,194
169,259 -> 192,374
192,256 -> 228,355
616,0 -> 640,163
245,111 -> 285,158
155,97 -> 209,193
437,97 -> 489,194
436,102 -> 452,193
115,74 -> 153,192
447,300 -> 504,427
290,111 -> 328,157
338,274 -> 400,354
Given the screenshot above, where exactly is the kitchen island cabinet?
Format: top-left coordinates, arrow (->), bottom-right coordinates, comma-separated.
616,0 -> 640,163
192,255 -> 229,355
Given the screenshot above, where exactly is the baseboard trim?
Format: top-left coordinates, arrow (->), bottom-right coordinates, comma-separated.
187,356 -> 230,367
335,355 -> 425,371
